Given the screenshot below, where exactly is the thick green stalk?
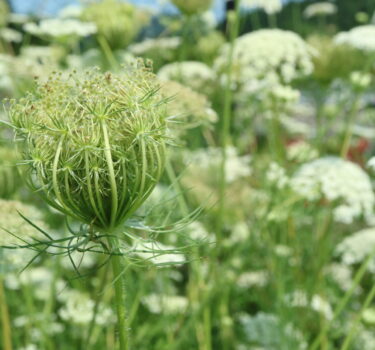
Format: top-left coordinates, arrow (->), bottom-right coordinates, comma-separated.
110,240 -> 129,350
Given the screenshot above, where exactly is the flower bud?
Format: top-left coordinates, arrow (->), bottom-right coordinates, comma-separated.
9,61 -> 168,231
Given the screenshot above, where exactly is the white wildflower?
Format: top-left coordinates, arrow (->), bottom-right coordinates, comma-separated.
237,271 -> 269,288
287,141 -> 319,163
286,291 -> 333,320
335,25 -> 375,52
158,61 -> 216,93
142,293 -> 188,314
129,37 -> 180,56
0,28 -> 22,42
291,157 -> 375,224
266,162 -> 289,189
325,263 -> 353,291
215,29 -> 314,87
304,2 -> 337,18
241,0 -> 283,15
23,18 -> 96,39
58,289 -> 114,326
336,227 -> 375,272
184,147 -> 252,184
368,157 -> 375,171
350,71 -> 372,89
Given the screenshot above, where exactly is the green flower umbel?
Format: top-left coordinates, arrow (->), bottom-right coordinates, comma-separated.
9,61 -> 168,231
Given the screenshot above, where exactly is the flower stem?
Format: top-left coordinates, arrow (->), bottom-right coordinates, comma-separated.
340,94 -> 361,158
0,277 -> 12,350
109,239 -> 129,350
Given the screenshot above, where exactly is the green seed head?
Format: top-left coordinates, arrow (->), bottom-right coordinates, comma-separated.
9,61 -> 168,231
81,0 -> 149,50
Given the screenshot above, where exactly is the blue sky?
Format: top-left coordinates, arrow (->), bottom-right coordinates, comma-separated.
10,0 -> 226,17
10,0 -> 296,18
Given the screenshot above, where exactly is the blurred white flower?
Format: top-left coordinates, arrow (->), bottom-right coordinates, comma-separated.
350,71 -> 372,89
304,2 -> 337,18
129,37 -> 181,55
142,293 -> 188,314
336,227 -> 375,272
286,291 -> 333,320
325,263 -> 353,291
0,28 -> 22,42
241,0 -> 283,15
368,157 -> 375,171
59,5 -> 83,18
158,61 -> 216,94
23,18 -> 96,39
237,271 -> 269,288
215,29 -> 314,89
335,25 -> 375,52
266,162 -> 289,189
287,141 -> 319,163
291,157 -> 375,224
58,289 -> 114,326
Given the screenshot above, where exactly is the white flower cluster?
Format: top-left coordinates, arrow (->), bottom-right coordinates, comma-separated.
158,61 -> 216,93
185,147 -> 252,184
266,162 -> 289,189
291,157 -> 375,224
303,2 -> 337,18
237,270 -> 269,288
286,291 -> 333,320
368,157 -> 375,172
142,294 -> 188,314
350,71 -> 372,89
335,227 -> 375,272
335,25 -> 375,52
129,37 -> 181,56
58,289 -> 114,326
24,18 -> 96,39
241,0 -> 283,15
0,200 -> 47,271
287,141 -> 319,163
215,29 -> 314,87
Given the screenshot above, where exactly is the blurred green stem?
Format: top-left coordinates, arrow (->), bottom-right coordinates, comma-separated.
340,282 -> 375,350
98,35 -> 119,70
217,1 -> 240,242
0,277 -> 12,350
340,94 -> 361,158
310,248 -> 375,350
268,112 -> 285,163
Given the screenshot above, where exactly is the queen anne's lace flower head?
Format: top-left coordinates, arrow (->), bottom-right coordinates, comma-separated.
9,61 -> 169,231
241,0 -> 283,15
158,61 -> 216,94
336,227 -> 375,272
215,29 -> 315,88
334,25 -> 375,52
23,18 -> 97,39
291,157 -> 375,224
303,2 -> 337,18
81,0 -> 149,49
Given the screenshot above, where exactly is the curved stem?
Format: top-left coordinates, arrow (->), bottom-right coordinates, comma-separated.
101,120 -> 118,229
